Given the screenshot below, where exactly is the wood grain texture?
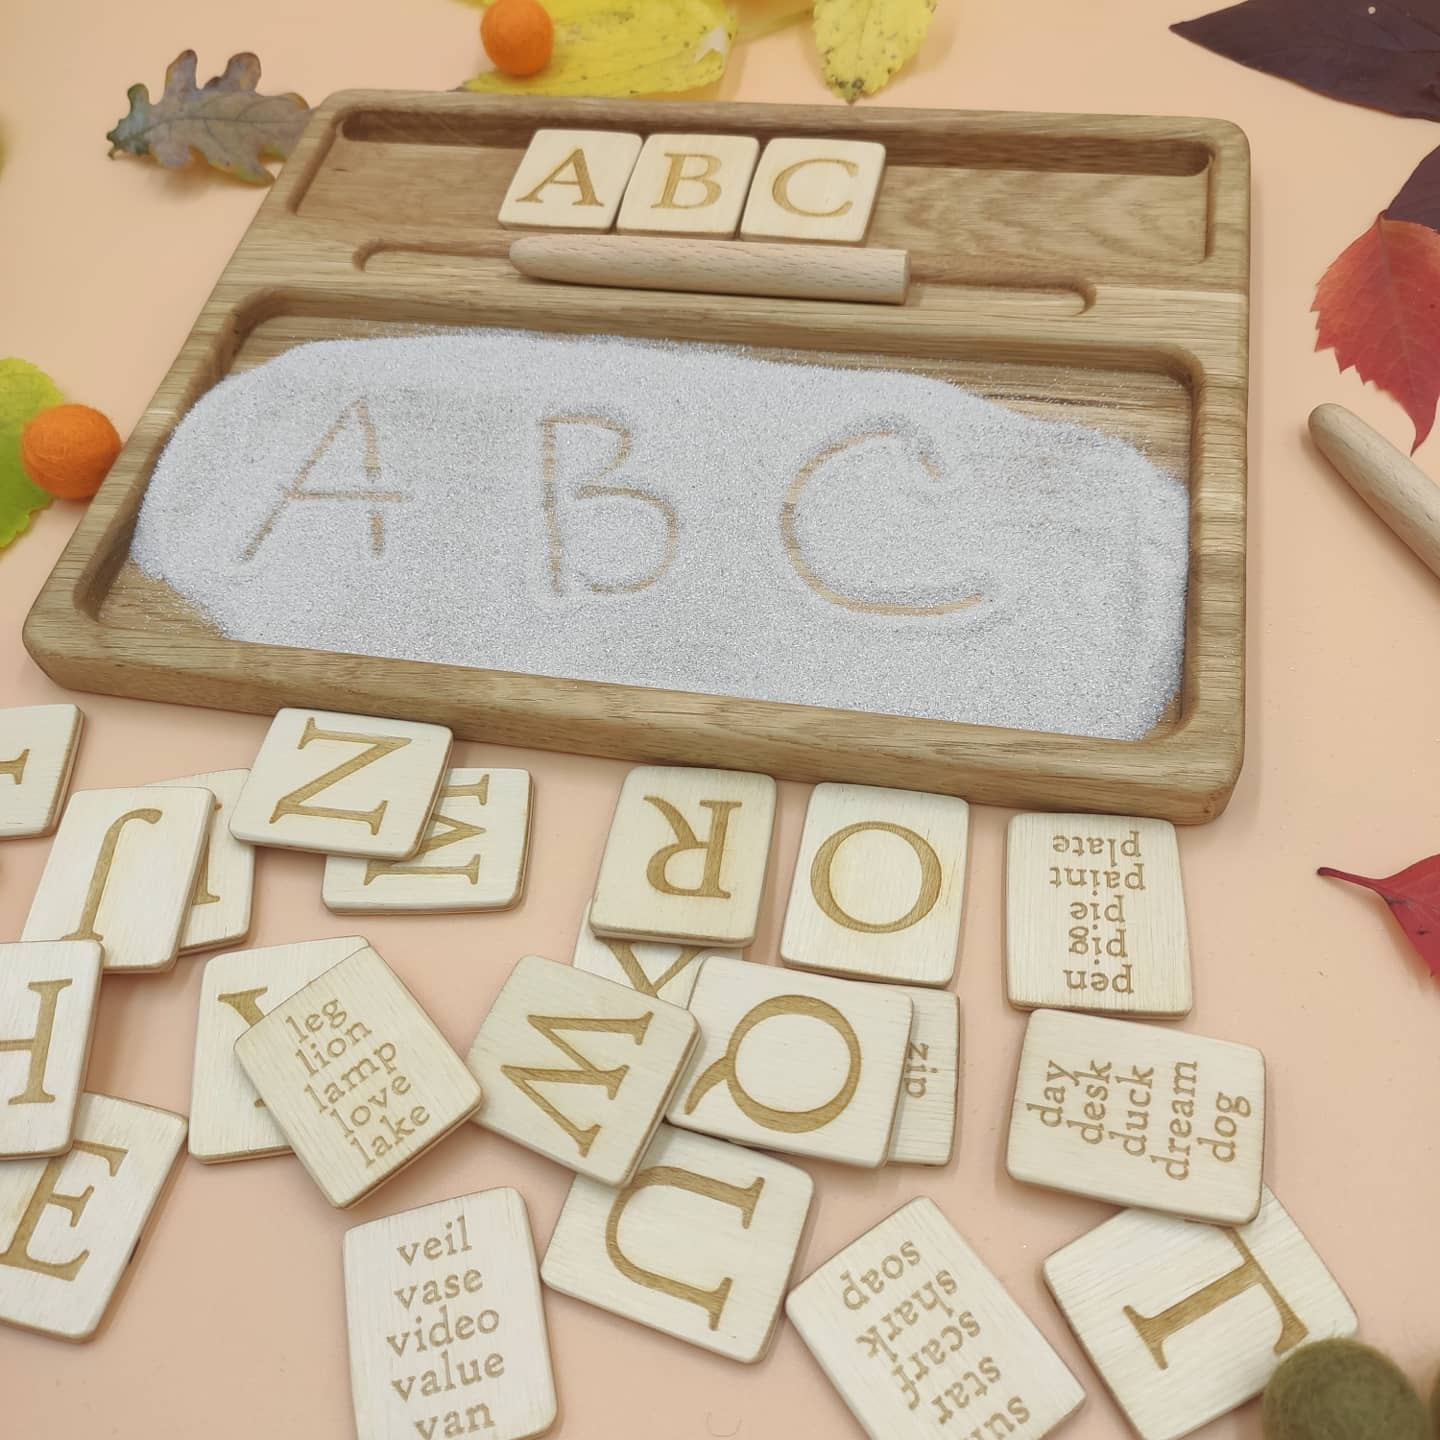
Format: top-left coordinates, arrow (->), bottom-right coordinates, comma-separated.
465,954 -> 698,1187
887,987 -> 960,1167
22,94 -> 1249,824
1006,813 -> 1192,1016
499,128 -> 641,231
571,901 -> 735,1007
616,134 -> 760,238
0,942 -> 103,1159
541,1122 -> 813,1363
740,138 -> 886,244
233,945 -> 482,1207
781,783 -> 969,986
0,705 -> 82,840
155,769 -> 255,954
1044,1189 -> 1357,1440
0,1093 -> 186,1340
668,954 -> 910,1168
1007,1009 -> 1264,1224
344,1187 -> 556,1440
786,1196 -> 1086,1439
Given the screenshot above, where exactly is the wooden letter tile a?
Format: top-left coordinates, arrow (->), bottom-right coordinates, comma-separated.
234,945 -> 482,1208
1044,1189 -> 1358,1440
786,1196 -> 1085,1439
1006,813 -> 1192,1017
0,703 -> 82,839
542,1123 -> 813,1363
590,765 -> 777,947
499,128 -> 643,231
0,1093 -> 187,1340
156,769 -> 256,954
229,708 -> 452,859
466,954 -> 698,1187
616,133 -> 761,238
781,783 -> 970,986
345,1187 -> 556,1440
740,138 -> 886,245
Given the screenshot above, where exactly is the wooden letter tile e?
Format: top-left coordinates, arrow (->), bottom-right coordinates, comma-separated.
466,955 -> 698,1187
235,946 -> 482,1207
1044,1189 -> 1357,1440
542,1123 -> 813,1362
786,1196 -> 1085,1438
345,1187 -> 556,1440
0,1093 -> 186,1339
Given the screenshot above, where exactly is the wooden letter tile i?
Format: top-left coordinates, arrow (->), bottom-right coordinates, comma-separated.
786,1196 -> 1085,1438
156,769 -> 255,953
0,704 -> 82,839
345,1187 -> 556,1440
1044,1189 -> 1357,1440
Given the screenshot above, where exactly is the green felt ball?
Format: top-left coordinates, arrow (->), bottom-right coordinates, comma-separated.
1261,1339 -> 1429,1440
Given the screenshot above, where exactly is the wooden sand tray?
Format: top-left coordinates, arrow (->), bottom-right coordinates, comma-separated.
23,93 -> 1249,823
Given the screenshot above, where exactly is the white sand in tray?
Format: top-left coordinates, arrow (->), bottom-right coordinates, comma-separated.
130,330 -> 1190,741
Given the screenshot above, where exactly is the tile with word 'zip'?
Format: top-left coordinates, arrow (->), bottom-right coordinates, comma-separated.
0,1092 -> 186,1340
1007,1009 -> 1265,1225
0,704 -> 82,840
1044,1189 -> 1357,1440
230,708 -> 452,859
499,128 -> 643,231
571,901 -> 737,1008
668,955 -> 910,1168
888,987 -> 961,1167
1006,813 -> 1191,1017
590,765 -> 776,948
22,785 -> 212,973
616,133 -> 761,238
0,942 -> 103,1159
740,137 -> 887,245
466,954 -> 698,1187
235,945 -> 482,1207
323,768 -> 532,913
345,1186 -> 556,1440
781,783 -> 970,987
542,1123 -> 813,1363
155,769 -> 255,953
189,935 -> 371,1163
787,1196 -> 1086,1440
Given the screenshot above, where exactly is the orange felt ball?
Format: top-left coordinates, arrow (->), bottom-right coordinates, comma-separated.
481,0 -> 554,77
20,404 -> 122,500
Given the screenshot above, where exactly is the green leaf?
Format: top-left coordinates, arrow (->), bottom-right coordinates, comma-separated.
0,359 -> 63,550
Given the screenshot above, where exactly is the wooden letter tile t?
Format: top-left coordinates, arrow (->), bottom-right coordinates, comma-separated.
234,945 -> 482,1207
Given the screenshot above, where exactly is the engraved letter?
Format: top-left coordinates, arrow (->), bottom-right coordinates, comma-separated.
0,749 -> 29,786
517,148 -> 602,207
62,808 -> 162,945
0,1139 -> 127,1282
218,987 -> 270,1108
270,718 -> 411,835
772,156 -> 858,218
0,979 -> 73,1106
657,152 -> 723,210
604,1164 -> 764,1329
602,938 -> 705,999
811,821 -> 943,934
644,797 -> 739,899
189,795 -> 223,909
362,776 -> 490,887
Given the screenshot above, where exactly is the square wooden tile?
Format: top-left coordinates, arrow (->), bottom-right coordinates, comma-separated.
1044,1189 -> 1357,1440
155,769 -> 255,953
466,954 -> 698,1186
323,767 -> 532,913
888,987 -> 961,1167
668,955 -> 910,1168
234,945 -> 482,1207
1007,1009 -> 1265,1225
345,1186 -> 556,1440
0,1093 -> 186,1340
499,128 -> 642,231
571,901 -> 733,1007
0,942 -> 103,1158
787,1196 -> 1085,1438
616,133 -> 761,238
0,704 -> 82,839
1006,814 -> 1192,1016
781,784 -> 969,986
22,785 -> 212,973
740,138 -> 886,244
590,765 -> 776,947
189,935 -> 371,1163
542,1123 -> 813,1362
230,708 -> 452,859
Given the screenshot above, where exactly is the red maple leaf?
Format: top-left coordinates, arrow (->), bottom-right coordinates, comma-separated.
1319,856 -> 1440,981
1313,214 -> 1440,453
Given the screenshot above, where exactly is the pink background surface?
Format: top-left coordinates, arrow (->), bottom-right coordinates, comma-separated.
3,1 -> 1439,1436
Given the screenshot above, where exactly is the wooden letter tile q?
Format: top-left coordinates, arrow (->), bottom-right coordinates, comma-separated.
786,1197 -> 1085,1439
230,708 -> 452,859
0,703 -> 82,839
234,945 -> 482,1207
590,765 -> 776,947
1044,1189 -> 1357,1440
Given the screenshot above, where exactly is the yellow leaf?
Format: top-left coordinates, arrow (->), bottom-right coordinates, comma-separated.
812,0 -> 935,102
736,0 -> 814,44
461,0 -> 736,97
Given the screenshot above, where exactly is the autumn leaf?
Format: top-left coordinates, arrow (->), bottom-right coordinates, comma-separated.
1319,856 -> 1440,981
0,359 -> 62,550
1173,0 -> 1440,121
107,51 -> 310,185
812,0 -> 936,102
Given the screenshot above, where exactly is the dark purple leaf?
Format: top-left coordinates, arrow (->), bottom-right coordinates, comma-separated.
1387,142 -> 1440,228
